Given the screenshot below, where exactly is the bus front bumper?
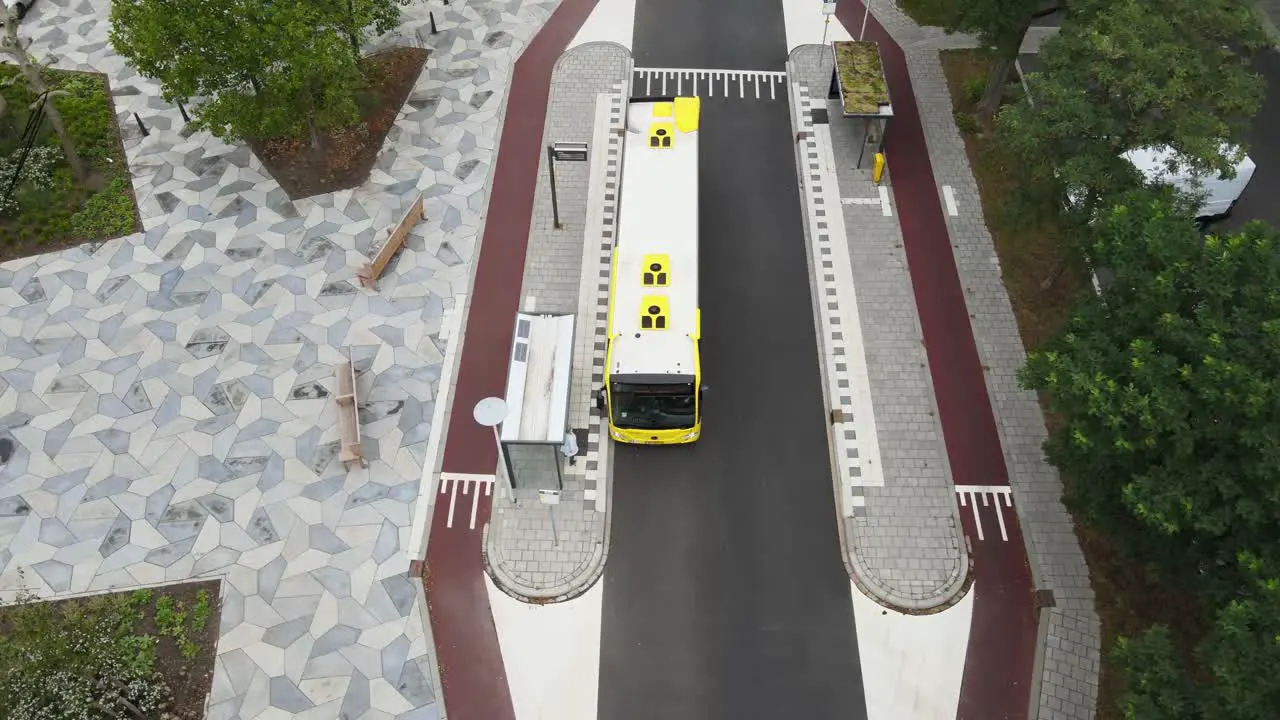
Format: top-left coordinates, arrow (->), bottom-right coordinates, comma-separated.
609,424 -> 701,445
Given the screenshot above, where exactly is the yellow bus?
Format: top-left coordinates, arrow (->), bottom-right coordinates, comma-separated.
596,95 -> 702,445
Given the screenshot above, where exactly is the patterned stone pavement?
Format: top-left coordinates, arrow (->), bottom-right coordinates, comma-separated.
482,42 -> 630,602
0,0 -> 561,716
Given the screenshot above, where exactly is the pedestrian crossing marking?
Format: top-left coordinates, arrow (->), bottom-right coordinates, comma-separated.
954,485 -> 1014,542
632,68 -> 788,101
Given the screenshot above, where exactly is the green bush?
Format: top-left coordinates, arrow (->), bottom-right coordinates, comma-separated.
50,74 -> 115,165
953,110 -> 979,135
0,586 -> 167,720
964,75 -> 987,107
69,177 -> 135,239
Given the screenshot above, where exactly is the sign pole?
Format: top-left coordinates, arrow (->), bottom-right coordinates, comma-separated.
547,145 -> 562,230
860,3 -> 871,41
538,489 -> 562,546
474,397 -> 515,504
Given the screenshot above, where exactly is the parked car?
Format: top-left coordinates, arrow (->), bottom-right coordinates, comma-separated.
3,0 -> 34,20
1123,145 -> 1256,221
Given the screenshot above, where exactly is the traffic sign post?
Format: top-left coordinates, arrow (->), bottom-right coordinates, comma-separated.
473,397 -> 515,504
538,489 -> 561,546
546,142 -> 589,230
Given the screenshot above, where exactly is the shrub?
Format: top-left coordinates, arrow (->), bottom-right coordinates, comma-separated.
953,109 -> 979,135
0,147 -> 64,216
964,75 -> 986,107
69,177 -> 136,239
50,74 -> 114,165
0,587 -> 169,720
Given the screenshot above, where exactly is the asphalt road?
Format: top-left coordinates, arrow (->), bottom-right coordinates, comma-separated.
1213,48 -> 1280,233
596,2 -> 867,719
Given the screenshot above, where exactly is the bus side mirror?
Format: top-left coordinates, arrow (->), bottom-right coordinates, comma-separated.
594,389 -> 606,411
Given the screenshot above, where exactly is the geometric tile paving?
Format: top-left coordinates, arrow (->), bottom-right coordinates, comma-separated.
1,0 -> 560,716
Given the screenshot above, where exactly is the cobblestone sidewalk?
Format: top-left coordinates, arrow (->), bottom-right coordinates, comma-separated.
482,42 -> 632,602
796,1 -> 1102,717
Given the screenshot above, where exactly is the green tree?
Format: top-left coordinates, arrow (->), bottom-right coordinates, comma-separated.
998,0 -> 1266,219
936,0 -> 1060,119
109,0 -> 404,143
1117,554 -> 1280,720
1020,189 -> 1280,591
1114,625 -> 1199,720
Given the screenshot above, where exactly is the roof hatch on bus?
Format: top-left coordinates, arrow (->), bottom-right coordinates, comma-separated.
640,296 -> 669,330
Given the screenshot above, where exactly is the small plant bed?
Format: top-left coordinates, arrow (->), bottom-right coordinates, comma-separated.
0,67 -> 141,263
249,46 -> 429,200
0,578 -> 221,720
832,40 -> 890,116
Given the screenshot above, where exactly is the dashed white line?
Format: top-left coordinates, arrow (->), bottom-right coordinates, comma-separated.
954,485 -> 1014,542
942,185 -> 958,216
633,68 -> 787,101
440,473 -> 495,530
878,186 -> 892,217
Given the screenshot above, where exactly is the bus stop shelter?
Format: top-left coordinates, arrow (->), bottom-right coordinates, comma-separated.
828,40 -> 894,169
499,312 -> 576,492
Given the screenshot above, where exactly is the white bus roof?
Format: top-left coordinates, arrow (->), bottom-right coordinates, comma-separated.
609,98 -> 700,379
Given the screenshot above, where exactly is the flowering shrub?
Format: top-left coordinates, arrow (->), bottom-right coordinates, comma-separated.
0,587 -> 169,720
0,146 -> 64,217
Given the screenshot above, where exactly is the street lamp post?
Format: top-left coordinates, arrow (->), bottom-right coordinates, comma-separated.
473,396 -> 515,504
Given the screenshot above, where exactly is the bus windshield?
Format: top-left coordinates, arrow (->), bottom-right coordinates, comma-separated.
611,380 -> 696,430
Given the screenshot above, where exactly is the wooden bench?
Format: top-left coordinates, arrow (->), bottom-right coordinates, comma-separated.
335,358 -> 366,471
357,193 -> 425,290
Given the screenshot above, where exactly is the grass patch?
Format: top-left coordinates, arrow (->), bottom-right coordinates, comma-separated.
0,578 -> 221,720
832,41 -> 890,116
0,67 -> 141,262
939,48 -> 1207,718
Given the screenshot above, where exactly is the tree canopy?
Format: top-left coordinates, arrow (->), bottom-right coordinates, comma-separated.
109,0 -> 405,142
935,0 -> 1053,117
1021,188 -> 1280,591
997,0 -> 1267,218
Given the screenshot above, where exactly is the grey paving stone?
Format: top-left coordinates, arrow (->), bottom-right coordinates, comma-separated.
796,3 -> 1100,715
481,42 -> 627,603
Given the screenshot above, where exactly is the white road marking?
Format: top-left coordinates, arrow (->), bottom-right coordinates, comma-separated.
841,197 -> 880,205
487,575 -> 603,719
567,0 -> 637,51
782,0 -> 853,52
955,485 -> 1014,542
439,473 -> 495,530
852,581 -> 972,720
942,185 -> 959,216
879,185 -> 892,216
523,295 -> 536,312
633,68 -> 787,101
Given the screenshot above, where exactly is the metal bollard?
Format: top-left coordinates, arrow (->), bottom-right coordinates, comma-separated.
133,112 -> 149,137
429,11 -> 438,34
176,100 -> 190,123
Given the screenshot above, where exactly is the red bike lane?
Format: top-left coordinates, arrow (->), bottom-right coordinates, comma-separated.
834,2 -> 1038,717
422,2 -> 597,718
